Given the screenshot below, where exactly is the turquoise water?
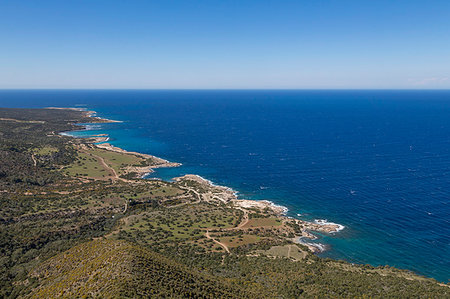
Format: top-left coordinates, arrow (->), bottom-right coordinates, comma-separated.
1,90 -> 449,282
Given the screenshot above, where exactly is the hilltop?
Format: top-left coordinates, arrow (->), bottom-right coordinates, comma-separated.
26,239 -> 250,298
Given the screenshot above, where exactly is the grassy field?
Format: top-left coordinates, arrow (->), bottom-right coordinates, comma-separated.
219,234 -> 261,248
118,203 -> 241,245
63,146 -> 154,180
63,151 -> 113,179
242,217 -> 282,228
87,147 -> 147,175
114,184 -> 185,201
256,245 -> 307,261
33,146 -> 58,155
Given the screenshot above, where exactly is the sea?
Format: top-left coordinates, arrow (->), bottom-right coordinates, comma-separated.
1,90 -> 449,282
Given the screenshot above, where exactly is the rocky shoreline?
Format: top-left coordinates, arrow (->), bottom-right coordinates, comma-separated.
170,173 -> 344,253
67,107 -> 345,254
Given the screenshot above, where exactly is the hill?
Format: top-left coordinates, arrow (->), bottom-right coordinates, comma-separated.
25,239 -> 251,298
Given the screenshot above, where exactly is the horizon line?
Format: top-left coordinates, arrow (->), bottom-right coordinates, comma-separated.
1,88 -> 450,91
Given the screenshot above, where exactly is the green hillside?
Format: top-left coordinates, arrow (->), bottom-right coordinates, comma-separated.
25,239 -> 251,298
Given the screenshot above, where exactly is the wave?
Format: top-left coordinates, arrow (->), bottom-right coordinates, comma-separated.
314,219 -> 345,232
82,124 -> 103,131
296,237 -> 327,252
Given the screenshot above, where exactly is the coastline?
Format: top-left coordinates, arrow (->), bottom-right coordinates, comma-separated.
64,107 -> 345,253
46,107 -> 123,124
95,142 -> 181,177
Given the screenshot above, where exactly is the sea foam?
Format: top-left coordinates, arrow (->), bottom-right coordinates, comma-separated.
314,219 -> 345,232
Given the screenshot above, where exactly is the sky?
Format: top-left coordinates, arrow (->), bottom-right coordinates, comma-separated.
0,0 -> 449,89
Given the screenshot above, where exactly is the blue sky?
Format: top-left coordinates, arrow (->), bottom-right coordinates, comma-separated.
1,0 -> 449,89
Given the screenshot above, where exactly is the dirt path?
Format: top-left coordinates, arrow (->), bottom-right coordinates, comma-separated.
164,189 -> 202,209
95,153 -> 119,180
235,209 -> 249,229
287,245 -> 292,258
222,208 -> 249,231
178,185 -> 202,201
166,199 -> 201,209
205,230 -> 230,253
31,154 -> 37,167
95,211 -> 131,240
162,185 -> 202,209
123,200 -> 128,213
0,117 -> 45,124
79,148 -> 120,182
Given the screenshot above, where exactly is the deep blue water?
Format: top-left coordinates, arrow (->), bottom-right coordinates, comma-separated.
1,90 -> 449,282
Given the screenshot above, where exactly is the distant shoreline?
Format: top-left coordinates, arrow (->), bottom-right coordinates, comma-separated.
46,107 -> 123,124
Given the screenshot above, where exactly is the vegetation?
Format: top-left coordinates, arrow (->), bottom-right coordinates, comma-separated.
63,145 -> 153,180
0,108 -> 448,298
26,239 -> 252,298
